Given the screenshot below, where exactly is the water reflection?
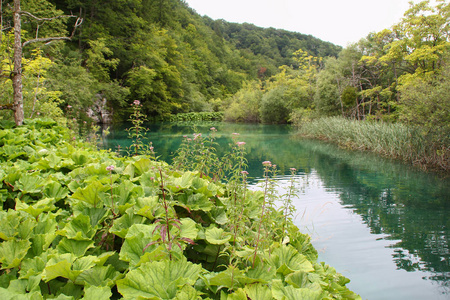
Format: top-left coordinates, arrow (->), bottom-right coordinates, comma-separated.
104,122 -> 450,298
306,141 -> 449,280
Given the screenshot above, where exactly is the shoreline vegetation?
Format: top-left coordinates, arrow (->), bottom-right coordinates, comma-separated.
0,118 -> 362,299
295,117 -> 449,174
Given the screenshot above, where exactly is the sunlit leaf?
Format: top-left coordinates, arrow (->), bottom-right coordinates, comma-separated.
20,256 -> 47,279
76,265 -> 122,287
43,181 -> 69,200
16,174 -> 43,194
16,198 -> 56,219
71,181 -> 108,208
244,283 -> 273,300
285,271 -> 309,288
271,279 -> 323,300
173,284 -> 202,300
0,240 -> 32,269
82,286 -> 112,300
42,257 -> 79,282
110,212 -> 145,238
222,288 -> 248,300
117,259 -> 202,299
177,192 -> 214,212
56,238 -> 95,257
205,227 -> 231,245
179,217 -> 199,241
57,215 -> 96,241
266,245 -> 314,276
0,211 -> 20,240
119,224 -> 158,267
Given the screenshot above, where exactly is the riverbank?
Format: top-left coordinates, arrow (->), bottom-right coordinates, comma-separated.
296,117 -> 449,174
0,118 -> 361,299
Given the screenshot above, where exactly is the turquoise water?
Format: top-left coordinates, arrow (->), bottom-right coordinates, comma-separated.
103,122 -> 450,299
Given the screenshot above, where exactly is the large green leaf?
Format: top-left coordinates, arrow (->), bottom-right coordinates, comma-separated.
29,233 -> 57,257
113,180 -> 139,214
208,265 -> 252,290
42,255 -> 78,282
110,212 -> 145,238
43,181 -> 69,200
117,259 -> 202,299
266,245 -> 314,276
42,254 -> 97,283
82,286 -> 112,300
246,262 -> 277,283
285,271 -> 309,288
71,205 -> 109,228
177,192 -> 214,212
167,172 -> 195,192
179,217 -> 199,241
271,279 -> 323,300
205,227 -> 231,245
76,265 -> 122,287
16,173 -> 43,194
244,283 -> 273,300
20,256 -> 46,279
173,284 -> 202,300
119,224 -> 162,268
16,198 -> 56,219
0,286 -> 43,300
56,238 -> 95,257
0,240 -> 32,269
71,181 -> 108,208
135,196 -> 160,220
221,288 -> 248,300
0,211 -> 21,240
57,214 -> 96,241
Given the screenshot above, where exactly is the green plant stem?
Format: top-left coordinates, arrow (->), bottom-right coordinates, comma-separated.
253,169 -> 269,267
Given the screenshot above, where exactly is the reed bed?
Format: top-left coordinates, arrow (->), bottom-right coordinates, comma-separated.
297,117 -> 449,172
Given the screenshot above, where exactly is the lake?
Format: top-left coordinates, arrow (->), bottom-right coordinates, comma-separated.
103,122 -> 450,300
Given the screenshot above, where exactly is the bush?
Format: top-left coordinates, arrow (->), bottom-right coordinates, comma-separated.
224,81 -> 262,122
259,86 -> 290,124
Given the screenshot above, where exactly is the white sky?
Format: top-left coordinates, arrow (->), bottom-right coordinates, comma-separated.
184,0 -> 425,47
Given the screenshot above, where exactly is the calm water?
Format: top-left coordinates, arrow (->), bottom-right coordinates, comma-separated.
103,122 -> 450,300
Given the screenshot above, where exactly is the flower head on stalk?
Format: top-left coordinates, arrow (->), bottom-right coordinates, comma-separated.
106,165 -> 115,171
236,142 -> 246,147
262,161 -> 272,167
133,100 -> 140,106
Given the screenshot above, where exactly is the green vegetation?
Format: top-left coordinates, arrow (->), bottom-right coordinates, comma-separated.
0,119 -> 361,299
0,0 -> 339,124
297,117 -> 449,172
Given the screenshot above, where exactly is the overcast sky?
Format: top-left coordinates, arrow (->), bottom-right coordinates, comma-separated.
184,0 -> 424,47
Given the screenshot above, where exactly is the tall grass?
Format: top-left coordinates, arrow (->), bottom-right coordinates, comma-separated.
297,117 -> 449,172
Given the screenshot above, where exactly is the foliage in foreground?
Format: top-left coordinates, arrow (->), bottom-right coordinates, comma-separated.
296,117 -> 449,172
0,119 -> 361,299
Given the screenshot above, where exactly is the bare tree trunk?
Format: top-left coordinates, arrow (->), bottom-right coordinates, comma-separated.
13,0 -> 24,126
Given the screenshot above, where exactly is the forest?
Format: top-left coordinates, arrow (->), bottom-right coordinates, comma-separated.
0,0 -> 449,170
0,0 -> 339,123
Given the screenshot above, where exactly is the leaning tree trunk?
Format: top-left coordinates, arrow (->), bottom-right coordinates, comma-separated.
13,0 -> 24,125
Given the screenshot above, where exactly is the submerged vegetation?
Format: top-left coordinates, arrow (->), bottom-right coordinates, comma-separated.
0,119 -> 362,299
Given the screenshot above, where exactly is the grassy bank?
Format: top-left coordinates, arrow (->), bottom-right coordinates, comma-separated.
0,119 -> 361,299
296,117 -> 449,173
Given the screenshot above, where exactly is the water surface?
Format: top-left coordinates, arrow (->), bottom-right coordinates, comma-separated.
104,122 -> 449,299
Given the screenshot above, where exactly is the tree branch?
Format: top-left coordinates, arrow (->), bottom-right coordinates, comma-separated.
19,11 -> 77,22
22,17 -> 83,47
0,103 -> 14,110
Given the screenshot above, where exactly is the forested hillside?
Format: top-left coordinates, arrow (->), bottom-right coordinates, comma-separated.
0,0 -> 340,123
